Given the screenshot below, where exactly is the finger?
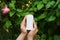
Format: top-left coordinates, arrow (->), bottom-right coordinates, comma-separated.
21,16 -> 26,27
29,21 -> 37,32
35,28 -> 38,34
30,27 -> 36,33
33,20 -> 37,29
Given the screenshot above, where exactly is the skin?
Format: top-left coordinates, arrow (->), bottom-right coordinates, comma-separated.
16,16 -> 38,40
16,16 -> 27,40
27,21 -> 38,40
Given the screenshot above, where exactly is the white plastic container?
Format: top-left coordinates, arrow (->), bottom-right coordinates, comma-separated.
26,14 -> 34,30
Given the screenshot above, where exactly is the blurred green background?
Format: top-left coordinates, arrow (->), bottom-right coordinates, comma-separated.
0,0 -> 60,40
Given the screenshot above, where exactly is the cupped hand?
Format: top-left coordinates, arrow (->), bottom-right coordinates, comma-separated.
20,16 -> 27,34
27,21 -> 38,39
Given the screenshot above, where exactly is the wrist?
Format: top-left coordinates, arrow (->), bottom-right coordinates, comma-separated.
21,31 -> 27,35
27,36 -> 33,40
16,33 -> 27,40
21,33 -> 27,36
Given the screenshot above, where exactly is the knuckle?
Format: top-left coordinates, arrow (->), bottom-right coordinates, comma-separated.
36,29 -> 38,32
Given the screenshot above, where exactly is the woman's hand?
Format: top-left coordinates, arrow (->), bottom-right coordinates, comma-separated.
20,16 -> 27,34
16,16 -> 27,40
16,16 -> 38,40
27,21 -> 38,40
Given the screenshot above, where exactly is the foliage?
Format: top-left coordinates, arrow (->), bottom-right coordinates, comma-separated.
0,0 -> 60,40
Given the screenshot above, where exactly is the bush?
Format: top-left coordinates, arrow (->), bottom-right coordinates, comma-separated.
0,0 -> 60,40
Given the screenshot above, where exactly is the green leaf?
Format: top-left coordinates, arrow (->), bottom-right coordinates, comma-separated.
33,7 -> 37,12
46,1 -> 55,8
9,11 -> 15,17
53,0 -> 60,8
46,16 -> 56,22
16,9 -> 23,12
56,9 -> 60,17
41,34 -> 46,40
48,29 -> 53,35
48,36 -> 53,40
9,2 -> 15,10
29,7 -> 37,12
34,1 -> 39,6
16,13 -> 21,17
16,9 -> 23,17
21,12 -> 30,16
58,4 -> 60,9
41,34 -> 46,38
42,0 -> 48,4
15,17 -> 21,25
57,18 -> 60,25
4,20 -> 12,29
11,1 -> 15,3
37,2 -> 44,10
29,8 -> 34,11
35,13 -> 46,21
54,35 -> 60,40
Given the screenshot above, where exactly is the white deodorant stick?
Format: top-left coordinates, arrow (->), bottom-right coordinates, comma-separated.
26,14 -> 34,30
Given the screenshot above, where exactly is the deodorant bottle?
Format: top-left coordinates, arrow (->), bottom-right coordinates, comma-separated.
26,14 -> 34,30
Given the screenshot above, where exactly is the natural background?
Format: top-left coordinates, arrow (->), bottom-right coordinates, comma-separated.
0,0 -> 60,40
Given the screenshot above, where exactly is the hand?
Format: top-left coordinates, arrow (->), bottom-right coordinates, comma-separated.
16,16 -> 27,40
20,16 -> 27,34
27,21 -> 38,40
